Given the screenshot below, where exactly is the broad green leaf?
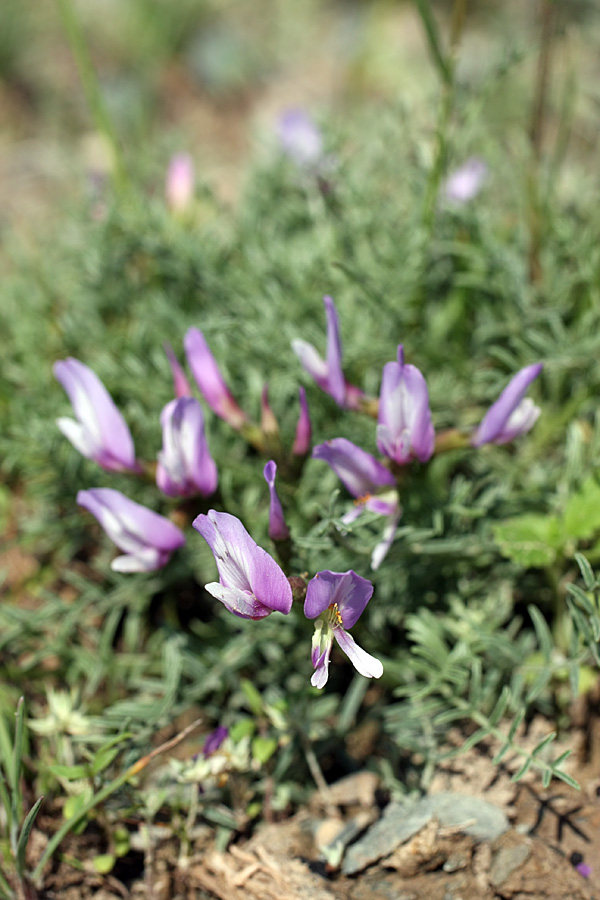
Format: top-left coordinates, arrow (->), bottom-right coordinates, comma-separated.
564,477 -> 600,541
251,736 -> 278,765
492,515 -> 562,568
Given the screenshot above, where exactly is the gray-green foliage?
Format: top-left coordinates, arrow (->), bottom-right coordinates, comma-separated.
2,37 -> 600,852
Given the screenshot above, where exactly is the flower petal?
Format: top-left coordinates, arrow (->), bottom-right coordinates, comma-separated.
204,582 -> 273,620
54,358 -> 137,471
323,295 -> 346,407
472,363 -> 543,447
184,328 -> 247,429
263,461 -> 290,541
194,510 -> 292,614
304,569 -> 374,629
312,438 -> 395,498
334,627 -> 383,679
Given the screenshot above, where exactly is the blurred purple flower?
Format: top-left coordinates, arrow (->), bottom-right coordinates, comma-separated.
312,438 -> 395,506
184,328 -> 248,430
292,387 -> 312,456
203,726 -> 229,758
292,296 -> 363,410
166,153 -> 194,213
442,157 -> 488,205
312,438 -> 401,569
277,109 -> 323,168
472,363 -> 543,447
156,397 -> 218,498
576,863 -> 591,878
54,358 -> 139,473
77,488 -> 185,573
263,460 -> 290,541
377,345 -> 434,465
193,510 -> 293,619
304,570 -> 383,688
164,342 -> 192,398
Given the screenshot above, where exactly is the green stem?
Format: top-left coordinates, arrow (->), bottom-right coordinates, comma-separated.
55,0 -> 127,191
420,0 -> 469,234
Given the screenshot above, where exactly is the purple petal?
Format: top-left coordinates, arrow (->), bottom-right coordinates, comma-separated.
334,627 -> 383,679
193,510 -> 292,615
472,363 -> 543,447
54,358 -> 137,472
164,342 -> 192,398
312,438 -> 395,498
323,296 -> 346,407
184,328 -> 248,429
203,726 -> 228,758
304,569 -> 374,629
156,397 -> 218,498
263,461 -> 290,541
310,620 -> 334,689
260,384 -> 279,436
377,345 -> 434,464
77,488 -> 185,571
292,387 -> 312,456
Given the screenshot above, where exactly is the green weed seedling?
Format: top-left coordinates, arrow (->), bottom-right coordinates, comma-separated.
0,698 -> 43,900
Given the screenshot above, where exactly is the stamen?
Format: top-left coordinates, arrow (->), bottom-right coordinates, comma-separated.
327,603 -> 343,628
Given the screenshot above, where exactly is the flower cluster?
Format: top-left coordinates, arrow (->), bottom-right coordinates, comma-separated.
54,283 -> 542,688
293,295 -> 543,569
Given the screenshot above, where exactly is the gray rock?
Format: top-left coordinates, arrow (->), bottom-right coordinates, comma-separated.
342,792 -> 509,876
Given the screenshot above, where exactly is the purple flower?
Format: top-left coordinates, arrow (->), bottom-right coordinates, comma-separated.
292,387 -> 312,456
312,438 -> 401,569
166,153 -> 194,213
156,397 -> 218,498
277,109 -> 323,168
263,461 -> 290,541
292,296 -> 363,410
77,488 -> 185,572
184,328 -> 248,430
304,570 -> 383,688
312,438 -> 395,507
164,342 -> 192,398
377,345 -> 435,464
193,510 -> 293,620
576,863 -> 591,879
472,363 -> 543,447
54,358 -> 139,473
442,157 -> 488,205
203,726 -> 229,758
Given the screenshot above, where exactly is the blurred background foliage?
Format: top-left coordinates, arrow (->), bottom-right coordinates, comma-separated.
1,0 -> 600,844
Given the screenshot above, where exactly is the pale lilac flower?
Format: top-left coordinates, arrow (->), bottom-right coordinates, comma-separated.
184,328 -> 248,430
312,438 -> 401,570
54,358 -> 139,473
292,296 -> 363,410
292,387 -> 312,456
472,363 -> 543,447
576,863 -> 591,879
156,397 -> 218,498
304,570 -> 383,689
77,488 -> 185,573
442,157 -> 488,205
193,510 -> 293,619
377,345 -> 434,465
263,461 -> 290,541
166,153 -> 194,213
277,109 -> 323,168
164,342 -> 192,398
